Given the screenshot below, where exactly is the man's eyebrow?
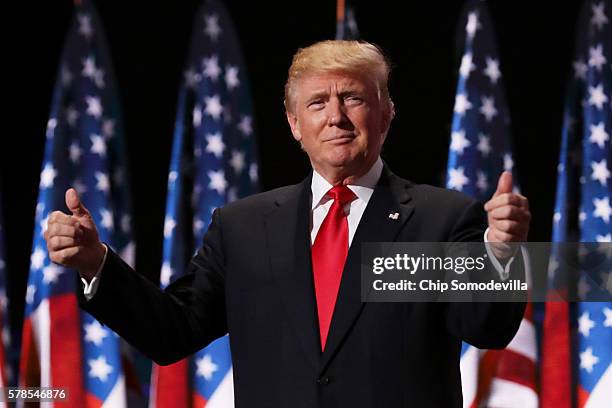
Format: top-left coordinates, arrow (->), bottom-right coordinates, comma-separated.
304,90 -> 329,101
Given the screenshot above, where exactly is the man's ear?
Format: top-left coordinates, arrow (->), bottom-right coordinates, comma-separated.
380,102 -> 395,141
286,110 -> 302,142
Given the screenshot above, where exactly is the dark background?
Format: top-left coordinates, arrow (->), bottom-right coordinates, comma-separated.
2,0 -> 583,340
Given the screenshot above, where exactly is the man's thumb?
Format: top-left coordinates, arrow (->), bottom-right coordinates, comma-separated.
494,171 -> 513,196
66,188 -> 89,217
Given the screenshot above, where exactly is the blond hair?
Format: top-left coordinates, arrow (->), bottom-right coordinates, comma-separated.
284,40 -> 393,114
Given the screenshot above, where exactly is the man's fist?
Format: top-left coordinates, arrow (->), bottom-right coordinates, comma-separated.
44,188 -> 106,280
484,172 -> 531,259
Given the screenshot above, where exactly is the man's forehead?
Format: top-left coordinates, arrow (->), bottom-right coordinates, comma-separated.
296,71 -> 372,93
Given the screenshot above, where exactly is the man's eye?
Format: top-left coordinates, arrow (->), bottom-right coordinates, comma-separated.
345,96 -> 363,104
308,101 -> 324,108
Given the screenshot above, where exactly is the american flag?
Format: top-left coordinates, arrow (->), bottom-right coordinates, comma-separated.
149,0 -> 259,407
335,0 -> 360,40
542,1 -> 612,407
0,197 -> 9,390
445,1 -> 538,407
19,1 -> 136,406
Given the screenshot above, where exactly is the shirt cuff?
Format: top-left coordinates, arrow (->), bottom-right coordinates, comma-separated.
81,244 -> 108,301
483,228 -> 515,281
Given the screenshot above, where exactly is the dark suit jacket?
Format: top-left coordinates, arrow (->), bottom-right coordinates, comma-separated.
79,167 -> 525,407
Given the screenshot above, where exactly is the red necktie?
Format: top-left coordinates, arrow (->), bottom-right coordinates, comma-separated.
312,185 -> 357,350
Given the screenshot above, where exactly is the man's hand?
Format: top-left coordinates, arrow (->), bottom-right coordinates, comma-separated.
484,172 -> 531,259
44,188 -> 106,280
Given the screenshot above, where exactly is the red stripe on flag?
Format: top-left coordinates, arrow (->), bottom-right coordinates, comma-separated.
19,318 -> 40,387
193,390 -> 207,407
541,301 -> 572,408
50,294 -> 86,407
489,349 -> 537,390
86,392 -> 103,408
152,359 -> 190,408
577,384 -> 589,408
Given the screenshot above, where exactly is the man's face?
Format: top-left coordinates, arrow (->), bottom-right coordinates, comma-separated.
286,71 -> 392,182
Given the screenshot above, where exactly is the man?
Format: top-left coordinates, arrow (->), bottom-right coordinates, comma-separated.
45,40 -> 530,407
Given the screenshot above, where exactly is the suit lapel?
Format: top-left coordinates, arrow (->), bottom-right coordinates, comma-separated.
264,176 -> 321,367
319,168 -> 415,374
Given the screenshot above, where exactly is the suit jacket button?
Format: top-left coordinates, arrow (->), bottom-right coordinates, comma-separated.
317,376 -> 330,386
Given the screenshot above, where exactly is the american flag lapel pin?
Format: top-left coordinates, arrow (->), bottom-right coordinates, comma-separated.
388,212 -> 399,220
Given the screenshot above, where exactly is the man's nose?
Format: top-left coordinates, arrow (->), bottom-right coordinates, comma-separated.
327,98 -> 347,126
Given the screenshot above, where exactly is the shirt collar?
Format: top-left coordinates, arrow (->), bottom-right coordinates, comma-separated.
311,157 -> 383,210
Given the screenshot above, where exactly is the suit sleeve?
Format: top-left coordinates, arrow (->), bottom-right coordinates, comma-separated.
444,200 -> 527,349
78,208 -> 228,365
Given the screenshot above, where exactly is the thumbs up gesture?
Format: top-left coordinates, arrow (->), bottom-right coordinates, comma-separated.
44,188 -> 106,280
483,172 -> 531,259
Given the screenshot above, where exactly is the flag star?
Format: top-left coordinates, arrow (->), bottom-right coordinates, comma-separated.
206,133 -> 225,158
450,130 -> 471,154
604,307 -> 612,327
184,68 -> 201,89
85,96 -> 103,119
100,209 -> 114,231
195,354 -> 218,380
465,12 -> 480,39
454,93 -> 472,116
589,122 -> 609,148
82,56 -> 97,79
476,171 -> 488,192
193,104 -> 203,127
88,356 -> 113,382
90,134 -> 106,156
593,196 -> 611,222
193,218 -> 205,235
208,170 -> 227,194
69,142 -> 82,163
484,57 -> 501,84
46,118 -> 57,139
573,59 -> 588,80
95,171 -> 110,193
589,44 -> 608,71
225,65 -> 240,90
204,95 -> 224,120
588,84 -> 609,109
503,154 -> 514,171
40,164 -> 57,189
61,65 -> 73,87
479,96 -> 498,122
578,311 -> 596,337
94,69 -> 105,88
66,106 -> 79,127
596,233 -> 611,242
42,264 -> 64,284
25,285 -> 36,304
160,262 -> 174,287
168,171 -> 178,187
580,347 -> 599,373
73,178 -> 88,195
591,2 -> 609,29
459,52 -> 476,78
31,247 -> 46,270
447,167 -> 469,191
228,187 -> 238,203
77,14 -> 93,39
204,14 -> 222,41
164,218 -> 176,238
591,159 -> 610,185
84,320 -> 108,346
202,55 -> 221,81
36,203 -> 45,217
121,215 -> 131,234
238,115 -> 253,136
102,119 -> 115,139
249,163 -> 258,183
230,150 -> 246,174
477,134 -> 491,157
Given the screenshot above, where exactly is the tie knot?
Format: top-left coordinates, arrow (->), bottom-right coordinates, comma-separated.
327,185 -> 357,206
